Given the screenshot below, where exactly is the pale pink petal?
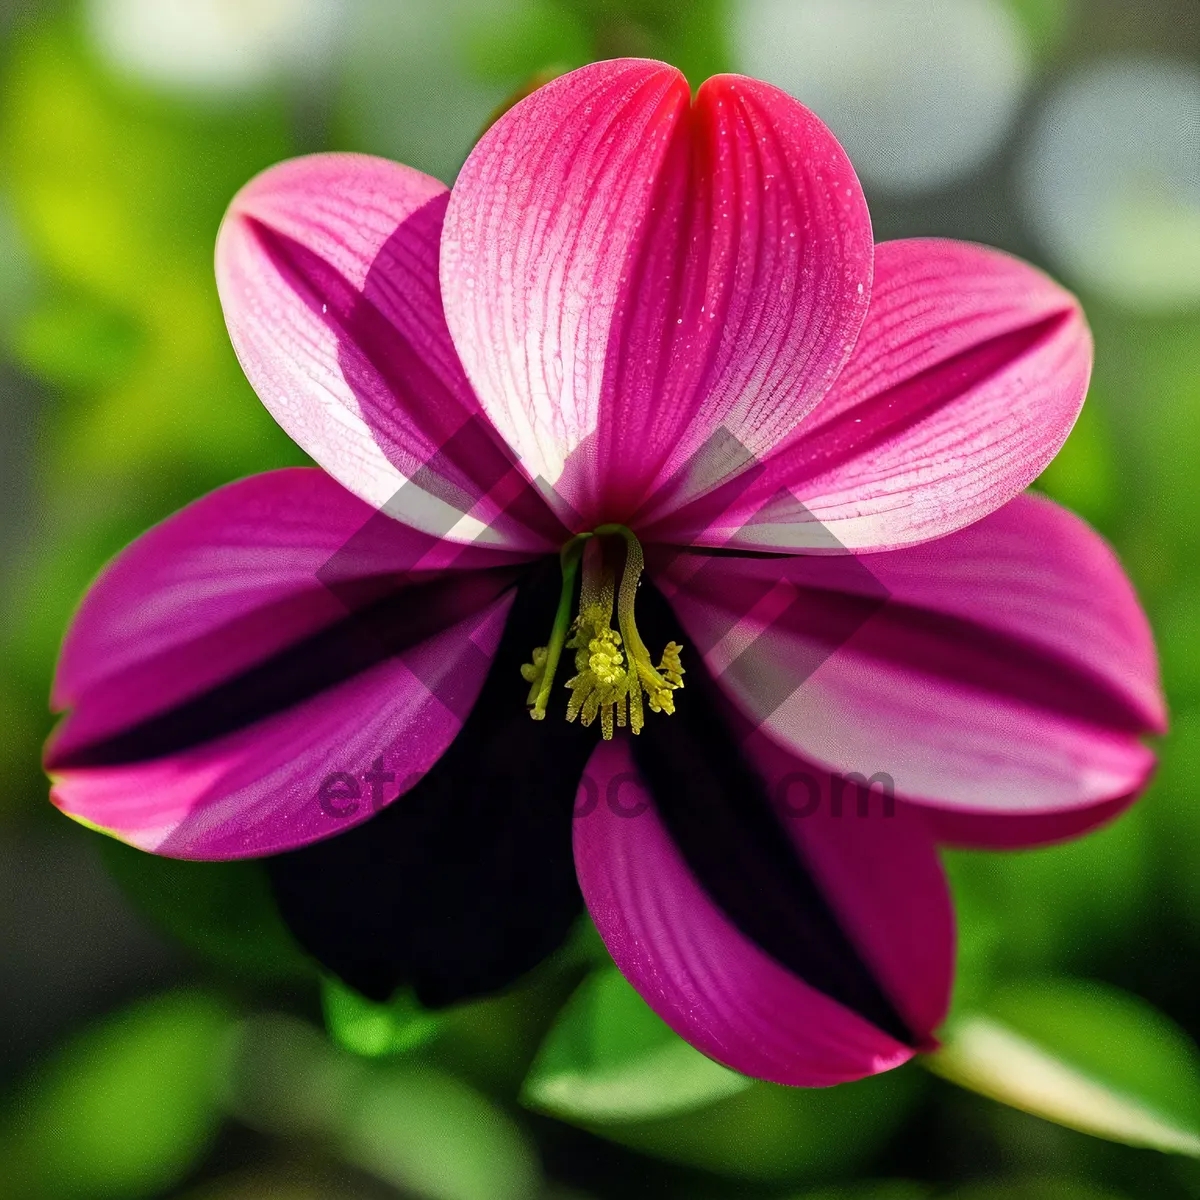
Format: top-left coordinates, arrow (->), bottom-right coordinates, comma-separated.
573,737 -> 952,1086
216,153 -> 559,551
441,60 -> 872,525
47,469 -> 523,858
646,239 -> 1092,552
653,493 -> 1163,818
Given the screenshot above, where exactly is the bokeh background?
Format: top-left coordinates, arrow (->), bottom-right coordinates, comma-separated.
1,1 -> 1199,1197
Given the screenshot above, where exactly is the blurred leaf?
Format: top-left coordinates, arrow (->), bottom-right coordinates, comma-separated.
457,0 -> 590,80
927,978 -> 1200,1155
1084,307 -> 1200,595
0,14 -> 309,695
228,1013 -> 541,1200
341,1065 -> 541,1200
598,1064 -> 922,1182
558,0 -> 728,86
226,1014 -> 364,1138
322,976 -> 443,1058
1140,708 -> 1200,942
943,797 -> 1152,985
557,912 -> 612,968
947,1179 -> 1130,1200
1158,596 -> 1200,710
787,1185 -> 930,1200
1002,0 -> 1074,55
98,837 -> 311,982
522,965 -> 752,1122
3,18 -> 291,307
11,294 -> 140,387
0,989 -> 234,1199
1035,397 -> 1118,530
426,955 -> 589,1097
179,1166 -> 367,1200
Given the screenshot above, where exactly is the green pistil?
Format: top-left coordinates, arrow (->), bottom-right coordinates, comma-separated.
522,533 -> 591,722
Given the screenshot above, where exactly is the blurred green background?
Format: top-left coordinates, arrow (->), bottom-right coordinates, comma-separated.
1,0 -> 1198,1197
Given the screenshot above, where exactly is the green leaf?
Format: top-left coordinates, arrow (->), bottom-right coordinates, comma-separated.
1144,709 -> 1200,937
457,0 -> 591,81
787,1185 -> 930,1200
227,1014 -> 541,1200
341,1065 -> 541,1200
97,837 -> 312,982
521,965 -> 752,1123
926,978 -> 1200,1155
601,1066 -> 922,1183
11,294 -> 140,387
524,967 -> 921,1181
0,990 -> 234,1199
321,976 -> 443,1058
947,1180 -> 1131,1200
1002,0 -> 1073,55
942,797 -> 1153,983
1158,600 -> 1200,710
1034,398 -> 1118,530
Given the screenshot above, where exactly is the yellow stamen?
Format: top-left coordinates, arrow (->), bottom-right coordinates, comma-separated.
523,526 -> 684,738
598,524 -> 686,723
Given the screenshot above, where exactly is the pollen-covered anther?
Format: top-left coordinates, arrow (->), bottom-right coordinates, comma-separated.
564,606 -> 631,741
659,641 -> 685,689
643,641 -> 685,715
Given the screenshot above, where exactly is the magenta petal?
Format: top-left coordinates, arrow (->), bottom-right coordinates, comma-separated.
216,153 -> 559,550
442,60 -> 872,524
922,793 -> 1136,849
573,737 -> 952,1086
47,469 -> 523,859
653,493 -> 1163,818
649,238 -> 1092,552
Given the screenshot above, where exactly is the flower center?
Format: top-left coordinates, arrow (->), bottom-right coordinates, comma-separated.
521,525 -> 684,740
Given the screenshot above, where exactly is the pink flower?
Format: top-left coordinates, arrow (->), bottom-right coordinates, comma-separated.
45,61 -> 1163,1086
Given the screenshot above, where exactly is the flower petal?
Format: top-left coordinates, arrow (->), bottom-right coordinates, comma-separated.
574,729 -> 952,1087
47,469 -> 527,858
646,239 -> 1092,552
216,153 -> 560,550
653,493 -> 1163,818
441,59 -> 872,524
922,793 -> 1136,849
268,560 -> 599,1004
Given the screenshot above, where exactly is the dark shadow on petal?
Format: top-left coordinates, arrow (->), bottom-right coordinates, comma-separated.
50,566 -> 521,769
266,559 -> 598,1005
647,532 -> 891,729
246,204 -> 488,490
246,211 -> 568,549
631,579 -> 916,1047
782,313 -> 1073,486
